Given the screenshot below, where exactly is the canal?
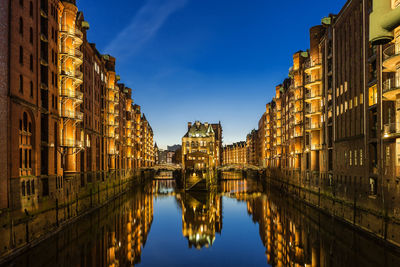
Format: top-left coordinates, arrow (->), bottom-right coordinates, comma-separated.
4,177 -> 400,267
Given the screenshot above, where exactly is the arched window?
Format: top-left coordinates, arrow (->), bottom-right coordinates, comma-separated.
29,1 -> 33,17
29,27 -> 33,43
19,17 -> 23,35
30,54 -> 33,71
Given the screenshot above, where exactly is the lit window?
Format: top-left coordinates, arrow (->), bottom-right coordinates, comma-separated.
360,149 -> 363,166
349,150 -> 352,166
354,150 -> 357,166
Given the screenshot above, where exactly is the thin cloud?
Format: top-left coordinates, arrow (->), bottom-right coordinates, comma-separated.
105,0 -> 187,59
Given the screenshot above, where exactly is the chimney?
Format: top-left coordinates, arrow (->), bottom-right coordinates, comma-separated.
188,122 -> 192,130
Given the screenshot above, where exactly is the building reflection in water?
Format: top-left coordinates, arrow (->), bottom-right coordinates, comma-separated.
246,191 -> 400,267
176,191 -> 222,249
5,178 -> 400,267
107,187 -> 154,267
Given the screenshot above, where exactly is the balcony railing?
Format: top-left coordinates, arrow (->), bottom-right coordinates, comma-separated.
60,109 -> 83,121
60,25 -> 83,40
382,77 -> 400,96
107,87 -> 118,92
305,106 -> 322,115
60,46 -> 83,60
383,122 -> 400,138
293,131 -> 303,138
294,119 -> 303,125
60,138 -> 83,147
304,76 -> 322,86
60,70 -> 83,82
60,88 -> 83,101
305,144 -> 323,151
306,121 -> 322,130
305,91 -> 323,99
304,60 -> 322,70
383,43 -> 400,61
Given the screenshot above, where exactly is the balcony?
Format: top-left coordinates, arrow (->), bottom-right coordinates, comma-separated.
106,131 -> 115,138
305,144 -> 323,151
60,25 -> 83,43
294,118 -> 303,125
294,94 -> 303,101
383,43 -> 400,72
382,77 -> 400,100
107,86 -> 119,92
383,123 -> 400,139
60,109 -> 83,121
304,60 -> 322,74
60,70 -> 83,84
306,121 -> 322,131
60,138 -> 83,148
294,106 -> 303,113
107,120 -> 119,127
109,149 -> 119,155
60,88 -> 83,102
60,46 -> 83,63
304,76 -> 322,89
293,131 -> 303,138
305,106 -> 322,117
305,91 -> 323,102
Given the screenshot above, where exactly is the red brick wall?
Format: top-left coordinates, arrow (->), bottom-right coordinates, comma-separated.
0,0 -> 10,209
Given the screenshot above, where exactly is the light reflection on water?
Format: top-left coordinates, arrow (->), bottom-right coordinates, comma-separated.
4,178 -> 400,267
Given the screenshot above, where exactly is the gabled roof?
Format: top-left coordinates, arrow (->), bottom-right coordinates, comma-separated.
183,121 -> 215,138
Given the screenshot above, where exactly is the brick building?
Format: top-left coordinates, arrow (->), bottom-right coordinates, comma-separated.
0,0 -> 156,212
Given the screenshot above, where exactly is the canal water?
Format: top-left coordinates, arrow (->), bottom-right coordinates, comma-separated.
4,178 -> 400,267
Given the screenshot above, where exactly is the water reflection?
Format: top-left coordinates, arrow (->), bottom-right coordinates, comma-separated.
4,178 -> 400,267
176,191 -> 222,249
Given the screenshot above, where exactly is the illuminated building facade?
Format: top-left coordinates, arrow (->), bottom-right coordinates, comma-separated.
182,121 -> 222,170
222,141 -> 247,165
246,129 -> 258,166
256,0 -> 400,246
0,0 -> 156,212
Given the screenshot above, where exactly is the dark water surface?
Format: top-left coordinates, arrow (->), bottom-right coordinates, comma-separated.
4,178 -> 400,267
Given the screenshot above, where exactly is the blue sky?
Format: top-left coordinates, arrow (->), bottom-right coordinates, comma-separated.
78,0 -> 347,149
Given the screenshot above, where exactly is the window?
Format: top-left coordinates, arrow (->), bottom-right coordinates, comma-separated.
29,1 -> 33,17
19,46 -> 23,65
19,148 -> 22,168
29,27 -> 33,43
360,149 -> 363,166
27,180 -> 31,195
354,150 -> 358,166
369,177 -> 377,196
19,18 -> 23,36
30,81 -> 33,97
19,112 -> 33,175
21,181 -> 25,196
31,180 -> 35,194
19,0 -> 23,7
30,54 -> 33,71
349,150 -> 352,166
19,75 -> 23,93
